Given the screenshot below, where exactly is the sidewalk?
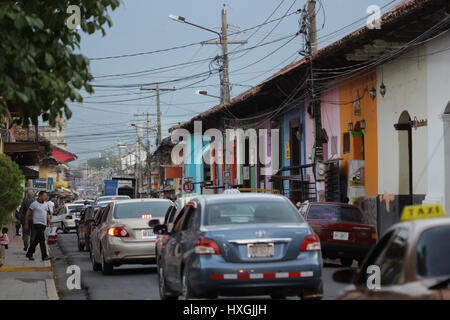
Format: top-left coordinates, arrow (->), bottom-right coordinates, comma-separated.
0,224 -> 59,300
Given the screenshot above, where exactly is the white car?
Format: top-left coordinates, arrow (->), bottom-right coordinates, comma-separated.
51,203 -> 85,233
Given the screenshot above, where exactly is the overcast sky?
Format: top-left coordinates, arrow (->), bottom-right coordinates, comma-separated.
66,0 -> 403,167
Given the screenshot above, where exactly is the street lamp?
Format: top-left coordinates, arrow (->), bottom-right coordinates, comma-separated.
168,13 -> 222,41
196,90 -> 221,99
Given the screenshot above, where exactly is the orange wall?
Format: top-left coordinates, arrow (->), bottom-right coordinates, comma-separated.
338,70 -> 378,197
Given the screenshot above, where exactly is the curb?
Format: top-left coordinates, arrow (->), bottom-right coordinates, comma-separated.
44,260 -> 60,300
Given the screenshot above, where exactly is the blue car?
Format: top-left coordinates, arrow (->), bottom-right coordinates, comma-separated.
154,193 -> 323,300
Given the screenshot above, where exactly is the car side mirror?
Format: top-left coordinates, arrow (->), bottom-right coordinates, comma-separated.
153,224 -> 168,235
332,269 -> 357,284
148,219 -> 160,228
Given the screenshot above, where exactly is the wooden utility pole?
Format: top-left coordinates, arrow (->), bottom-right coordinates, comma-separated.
305,0 -> 322,163
139,86 -> 176,147
201,4 -> 247,105
307,0 -> 318,54
201,5 -> 247,189
134,113 -> 156,197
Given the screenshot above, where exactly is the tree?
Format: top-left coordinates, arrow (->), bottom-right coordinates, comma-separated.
0,155 -> 25,227
0,0 -> 120,127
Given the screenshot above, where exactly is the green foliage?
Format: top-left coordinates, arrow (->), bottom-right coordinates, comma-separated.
0,155 -> 25,227
0,0 -> 121,126
87,151 -> 118,169
87,156 -> 109,169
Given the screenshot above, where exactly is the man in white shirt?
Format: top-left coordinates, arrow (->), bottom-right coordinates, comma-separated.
24,191 -> 53,261
47,197 -> 55,215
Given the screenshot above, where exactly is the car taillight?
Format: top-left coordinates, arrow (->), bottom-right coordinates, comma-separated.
300,234 -> 321,252
195,237 -> 221,255
65,216 -> 72,220
371,232 -> 377,240
107,227 -> 129,237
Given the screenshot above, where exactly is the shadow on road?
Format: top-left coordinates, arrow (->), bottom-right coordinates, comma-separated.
110,266 -> 157,275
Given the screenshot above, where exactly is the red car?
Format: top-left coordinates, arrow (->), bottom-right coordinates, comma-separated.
299,202 -> 377,267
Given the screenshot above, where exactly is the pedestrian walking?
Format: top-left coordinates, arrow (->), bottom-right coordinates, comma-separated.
24,191 -> 53,261
19,190 -> 35,251
0,227 -> 10,267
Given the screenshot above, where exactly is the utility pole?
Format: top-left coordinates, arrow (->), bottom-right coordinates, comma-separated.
304,0 -> 322,163
117,141 -> 125,176
201,4 -> 247,105
145,113 -> 151,196
201,5 -> 247,189
133,123 -> 141,198
307,0 -> 318,54
140,86 -> 176,147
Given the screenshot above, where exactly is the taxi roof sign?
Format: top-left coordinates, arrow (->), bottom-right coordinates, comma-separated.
400,204 -> 446,222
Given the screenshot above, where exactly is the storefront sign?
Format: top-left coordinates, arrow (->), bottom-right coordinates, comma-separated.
285,141 -> 291,159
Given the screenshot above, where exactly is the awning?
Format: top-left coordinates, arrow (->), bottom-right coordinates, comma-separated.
19,166 -> 40,179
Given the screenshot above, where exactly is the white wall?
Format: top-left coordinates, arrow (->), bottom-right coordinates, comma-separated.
424,31 -> 450,215
377,45 -> 428,196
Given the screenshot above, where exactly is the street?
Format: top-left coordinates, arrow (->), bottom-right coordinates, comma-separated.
50,232 -> 351,300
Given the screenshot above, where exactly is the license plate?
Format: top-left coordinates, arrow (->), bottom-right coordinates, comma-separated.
247,243 -> 274,258
333,232 -> 349,240
142,229 -> 154,239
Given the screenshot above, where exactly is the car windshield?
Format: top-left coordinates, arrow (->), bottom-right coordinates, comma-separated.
98,196 -> 130,202
416,225 -> 450,278
114,201 -> 172,219
307,205 -> 365,223
204,200 -> 302,226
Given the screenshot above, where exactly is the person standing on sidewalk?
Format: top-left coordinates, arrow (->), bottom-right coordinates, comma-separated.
24,191 -> 53,261
19,190 -> 35,251
0,227 -> 10,267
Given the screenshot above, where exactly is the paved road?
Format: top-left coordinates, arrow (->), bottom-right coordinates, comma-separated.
51,232 -> 351,300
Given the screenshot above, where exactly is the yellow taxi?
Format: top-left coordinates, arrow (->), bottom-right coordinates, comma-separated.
333,204 -> 450,300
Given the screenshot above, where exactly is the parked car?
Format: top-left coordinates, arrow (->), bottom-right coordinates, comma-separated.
299,202 -> 377,266
89,198 -> 173,275
334,216 -> 450,300
154,194 -> 323,300
77,203 -> 108,251
51,203 -> 85,233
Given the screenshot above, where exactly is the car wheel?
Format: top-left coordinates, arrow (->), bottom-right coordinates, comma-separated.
341,258 -> 354,267
101,249 -> 113,275
158,264 -> 178,300
179,268 -> 197,300
90,249 -> 101,271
